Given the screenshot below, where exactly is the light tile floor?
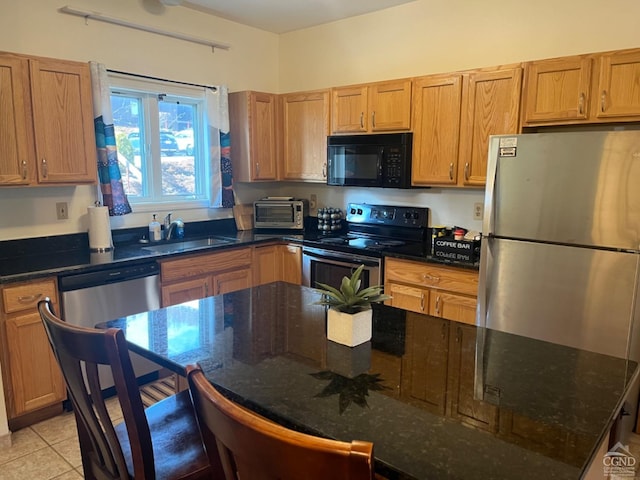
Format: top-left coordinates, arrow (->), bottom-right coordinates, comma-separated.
0,396 -> 123,480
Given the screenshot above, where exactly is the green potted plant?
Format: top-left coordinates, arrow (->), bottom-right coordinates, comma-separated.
314,265 -> 391,347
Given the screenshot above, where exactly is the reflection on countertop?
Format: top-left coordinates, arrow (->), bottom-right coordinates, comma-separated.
99,282 -> 637,480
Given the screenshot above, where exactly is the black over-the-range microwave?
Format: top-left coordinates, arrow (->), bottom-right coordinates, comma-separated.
326,132 -> 413,188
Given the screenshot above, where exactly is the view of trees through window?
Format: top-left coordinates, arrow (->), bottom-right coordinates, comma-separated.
111,92 -> 202,201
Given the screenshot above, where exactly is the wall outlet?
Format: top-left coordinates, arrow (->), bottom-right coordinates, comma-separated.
309,194 -> 317,210
473,202 -> 484,221
56,202 -> 69,220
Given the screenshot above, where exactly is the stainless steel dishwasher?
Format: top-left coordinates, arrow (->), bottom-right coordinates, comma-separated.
58,261 -> 162,392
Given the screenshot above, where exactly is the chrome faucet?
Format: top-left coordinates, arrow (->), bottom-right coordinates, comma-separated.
165,217 -> 185,240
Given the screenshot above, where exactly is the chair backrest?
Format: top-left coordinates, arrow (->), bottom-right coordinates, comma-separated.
186,364 -> 374,480
38,298 -> 155,479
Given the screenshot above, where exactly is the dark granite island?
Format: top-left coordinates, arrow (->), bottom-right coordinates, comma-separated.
99,282 -> 638,480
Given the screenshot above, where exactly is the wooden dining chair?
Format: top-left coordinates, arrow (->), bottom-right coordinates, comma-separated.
186,364 -> 375,480
37,298 -> 214,480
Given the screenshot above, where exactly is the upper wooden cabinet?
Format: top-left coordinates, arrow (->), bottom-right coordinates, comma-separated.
0,52 -> 97,186
0,55 -> 32,185
522,47 -> 640,125
411,73 -> 463,186
458,67 -> 522,187
522,55 -> 593,125
412,66 -> 521,188
331,79 -> 412,133
281,90 -> 330,182
596,49 -> 640,119
229,91 -> 278,181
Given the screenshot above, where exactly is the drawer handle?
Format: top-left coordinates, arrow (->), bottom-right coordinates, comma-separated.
423,274 -> 440,283
360,112 -> 364,129
601,90 -> 607,113
464,162 -> 470,181
21,160 -> 28,180
18,293 -> 43,304
371,111 -> 376,128
435,295 -> 441,315
41,158 -> 48,178
449,163 -> 454,181
441,322 -> 447,340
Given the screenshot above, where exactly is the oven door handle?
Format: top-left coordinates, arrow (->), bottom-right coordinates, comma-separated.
303,250 -> 380,268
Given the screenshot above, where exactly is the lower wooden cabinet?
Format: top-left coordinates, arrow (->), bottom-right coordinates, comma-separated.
0,278 -> 66,428
160,247 -> 253,307
385,257 -> 478,324
253,244 -> 302,286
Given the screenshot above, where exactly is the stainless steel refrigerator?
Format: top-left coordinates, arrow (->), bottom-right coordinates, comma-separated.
478,130 -> 640,362
477,130 -> 640,449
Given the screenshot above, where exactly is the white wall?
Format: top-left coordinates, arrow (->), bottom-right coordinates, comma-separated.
278,0 -> 640,90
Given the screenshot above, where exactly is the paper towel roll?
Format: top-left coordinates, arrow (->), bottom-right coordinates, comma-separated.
88,206 -> 113,252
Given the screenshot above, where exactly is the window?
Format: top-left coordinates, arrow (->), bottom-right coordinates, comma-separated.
109,75 -> 209,207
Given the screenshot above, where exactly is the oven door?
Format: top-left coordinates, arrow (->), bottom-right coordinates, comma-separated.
302,247 -> 381,290
327,145 -> 383,187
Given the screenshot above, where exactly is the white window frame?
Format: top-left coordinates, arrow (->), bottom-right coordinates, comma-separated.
109,73 -> 211,212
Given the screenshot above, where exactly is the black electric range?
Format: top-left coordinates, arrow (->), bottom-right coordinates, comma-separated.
304,203 -> 430,258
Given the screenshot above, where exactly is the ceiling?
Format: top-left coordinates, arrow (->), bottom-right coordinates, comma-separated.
178,0 -> 417,34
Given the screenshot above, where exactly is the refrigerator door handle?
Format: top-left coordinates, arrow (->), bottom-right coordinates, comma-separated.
483,136 -> 502,237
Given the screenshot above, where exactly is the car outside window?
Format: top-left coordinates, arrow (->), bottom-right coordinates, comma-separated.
109,78 -> 208,207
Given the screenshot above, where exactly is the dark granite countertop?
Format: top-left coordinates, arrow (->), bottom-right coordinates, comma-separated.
0,223 -> 476,284
98,282 -> 636,480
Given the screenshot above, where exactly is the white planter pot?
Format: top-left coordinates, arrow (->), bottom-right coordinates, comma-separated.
326,308 -> 372,347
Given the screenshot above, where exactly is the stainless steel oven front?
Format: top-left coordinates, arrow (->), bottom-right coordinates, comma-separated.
302,247 -> 381,290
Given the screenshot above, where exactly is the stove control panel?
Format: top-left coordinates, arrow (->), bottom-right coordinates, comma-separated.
346,203 -> 429,228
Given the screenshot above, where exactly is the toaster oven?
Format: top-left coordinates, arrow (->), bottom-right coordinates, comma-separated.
253,198 -> 309,230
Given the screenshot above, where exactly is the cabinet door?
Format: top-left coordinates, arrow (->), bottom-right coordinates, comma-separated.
411,74 -> 463,186
6,311 -> 66,416
522,56 -> 592,124
280,244 -> 302,285
596,49 -> 640,119
430,291 -> 477,325
281,90 -> 330,181
448,324 -> 499,432
253,245 -> 279,286
386,282 -> 429,314
331,86 -> 368,133
251,92 -> 278,179
0,54 -> 33,185
214,268 -> 252,295
369,79 -> 412,132
29,57 -> 97,184
162,277 -> 211,307
458,68 -> 522,187
400,313 -> 449,415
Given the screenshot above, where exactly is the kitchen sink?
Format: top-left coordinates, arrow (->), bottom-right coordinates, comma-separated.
142,237 -> 234,254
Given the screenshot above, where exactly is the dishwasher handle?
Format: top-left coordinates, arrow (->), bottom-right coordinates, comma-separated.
59,261 -> 160,291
